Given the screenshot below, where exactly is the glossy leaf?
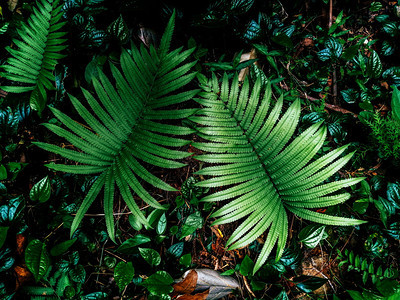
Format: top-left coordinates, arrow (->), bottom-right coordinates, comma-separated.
366,50 -> 382,78
139,248 -> 161,266
25,239 -> 50,282
142,271 -> 174,296
30,176 -> 51,203
179,253 -> 192,267
70,265 -> 86,283
167,242 -> 184,258
107,15 -> 129,44
157,213 -> 167,235
298,224 -> 326,248
292,275 -> 328,293
116,235 -> 151,254
180,211 -> 203,239
114,261 -> 135,291
50,238 -> 77,256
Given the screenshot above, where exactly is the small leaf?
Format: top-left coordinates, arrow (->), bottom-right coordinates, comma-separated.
273,290 -> 289,300
382,22 -> 399,37
107,15 -> 129,44
157,213 -> 167,235
50,239 -> 77,256
239,255 -> 254,277
391,86 -> 400,124
0,226 -> 8,248
69,265 -> 86,283
317,48 -> 331,61
116,234 -> 151,254
298,225 -> 326,248
381,40 -> 395,56
142,271 -> 174,296
30,176 -> 51,203
292,275 -> 328,293
0,165 -> 6,180
387,183 -> 400,208
271,33 -> 293,48
179,253 -> 192,267
139,248 -> 161,266
366,50 -> 383,78
180,211 -> 203,239
370,2 -> 383,12
168,242 -> 184,258
25,239 -> 50,282
114,261 -> 135,291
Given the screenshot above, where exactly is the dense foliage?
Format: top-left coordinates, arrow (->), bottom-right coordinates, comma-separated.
1,0 -> 400,299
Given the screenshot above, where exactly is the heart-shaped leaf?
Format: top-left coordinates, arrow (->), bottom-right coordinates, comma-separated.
30,176 -> 51,203
139,248 -> 161,266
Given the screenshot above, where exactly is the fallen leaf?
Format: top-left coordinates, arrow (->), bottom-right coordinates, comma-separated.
14,265 -> 32,289
16,234 -> 27,256
177,269 -> 240,300
177,289 -> 209,300
173,269 -> 197,294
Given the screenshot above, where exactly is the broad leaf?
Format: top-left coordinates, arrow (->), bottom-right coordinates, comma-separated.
114,261 -> 135,291
116,234 -> 151,254
50,238 -> 77,256
366,50 -> 383,78
139,248 -> 161,266
298,224 -> 326,248
30,176 -> 51,203
25,239 -> 50,282
142,271 -> 174,296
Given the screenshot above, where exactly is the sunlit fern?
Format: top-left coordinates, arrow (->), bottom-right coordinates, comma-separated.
34,12 -> 198,241
0,0 -> 67,113
192,74 -> 366,273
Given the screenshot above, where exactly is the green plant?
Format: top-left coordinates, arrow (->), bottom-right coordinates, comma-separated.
366,112 -> 400,161
34,12 -> 198,242
192,74 -> 366,274
0,0 -> 67,113
338,249 -> 398,285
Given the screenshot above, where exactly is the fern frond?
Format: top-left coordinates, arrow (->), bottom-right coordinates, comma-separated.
35,12 -> 196,242
0,0 -> 67,113
193,75 -> 366,274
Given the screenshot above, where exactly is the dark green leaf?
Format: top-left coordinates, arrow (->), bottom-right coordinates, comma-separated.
179,253 -> 192,267
370,2 -> 383,12
298,224 -> 326,248
30,176 -> 51,203
180,211 -> 203,239
273,290 -> 289,300
239,255 -> 254,276
386,222 -> 400,239
107,15 -> 129,44
347,290 -> 364,300
139,248 -> 161,266
325,38 -> 343,58
341,89 -> 358,104
353,199 -> 369,214
0,165 -> 6,181
230,0 -> 255,14
342,45 -> 360,61
69,265 -> 86,283
0,227 -> 8,249
391,86 -> 400,124
116,235 -> 151,254
141,271 -> 174,296
292,275 -> 328,293
382,40 -> 395,56
387,182 -> 400,208
50,239 -> 77,256
167,242 -> 184,258
25,239 -> 50,282
271,33 -> 293,48
114,261 -> 135,291
376,279 -> 400,296
366,50 -> 382,78
383,22 -> 399,37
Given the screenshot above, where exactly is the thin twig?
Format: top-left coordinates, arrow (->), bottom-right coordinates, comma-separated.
243,275 -> 257,298
104,249 -> 127,263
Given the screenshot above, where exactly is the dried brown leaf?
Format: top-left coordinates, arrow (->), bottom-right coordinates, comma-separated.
173,270 -> 198,294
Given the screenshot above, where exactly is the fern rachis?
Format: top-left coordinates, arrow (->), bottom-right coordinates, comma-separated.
34,12 -> 198,241
193,74 -> 366,273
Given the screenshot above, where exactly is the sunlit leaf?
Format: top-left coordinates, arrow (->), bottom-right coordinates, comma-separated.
25,239 -> 50,282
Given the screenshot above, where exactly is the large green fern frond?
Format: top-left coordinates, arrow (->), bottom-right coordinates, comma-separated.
34,12 -> 198,241
192,74 -> 366,274
0,0 -> 67,113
